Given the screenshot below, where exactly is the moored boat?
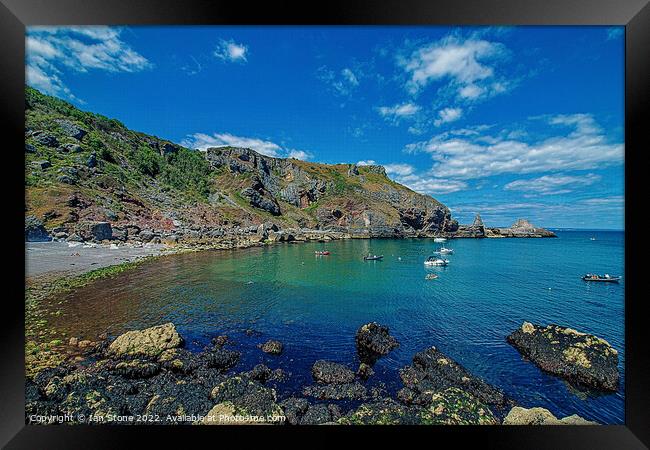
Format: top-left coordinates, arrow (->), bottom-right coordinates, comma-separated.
315,251 -> 331,255
363,254 -> 384,261
582,273 -> 621,283
424,256 -> 449,266
434,237 -> 447,242
425,273 -> 438,280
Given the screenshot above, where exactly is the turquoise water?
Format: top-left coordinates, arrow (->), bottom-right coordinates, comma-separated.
54,230 -> 625,423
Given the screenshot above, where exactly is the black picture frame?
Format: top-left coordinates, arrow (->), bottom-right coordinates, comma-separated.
1,0 -> 647,447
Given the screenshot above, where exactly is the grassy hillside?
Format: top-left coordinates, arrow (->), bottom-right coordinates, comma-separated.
25,86 -> 454,241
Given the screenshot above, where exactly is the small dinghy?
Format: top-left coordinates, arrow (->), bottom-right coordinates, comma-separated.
315,251 -> 330,255
425,273 -> 438,280
434,237 -> 447,243
438,247 -> 453,254
582,273 -> 621,283
424,256 -> 449,266
364,254 -> 384,261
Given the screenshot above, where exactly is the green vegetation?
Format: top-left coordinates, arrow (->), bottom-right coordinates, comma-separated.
160,148 -> 212,197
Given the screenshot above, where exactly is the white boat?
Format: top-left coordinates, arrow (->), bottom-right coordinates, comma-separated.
439,247 -> 453,254
434,238 -> 447,242
424,256 -> 449,266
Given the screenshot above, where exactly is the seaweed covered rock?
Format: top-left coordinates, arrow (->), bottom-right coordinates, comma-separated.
258,339 -> 283,355
397,346 -> 509,409
107,323 -> 184,359
503,406 -> 597,425
279,397 -> 311,425
209,376 -> 283,419
355,322 -> 399,365
111,359 -> 160,379
339,398 -> 422,425
417,387 -> 498,425
201,348 -> 241,372
340,388 -> 497,425
311,360 -> 356,384
157,348 -> 201,374
506,322 -> 619,391
302,382 -> 367,401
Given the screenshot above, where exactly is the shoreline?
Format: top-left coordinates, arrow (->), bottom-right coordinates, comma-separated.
24,230 -> 558,378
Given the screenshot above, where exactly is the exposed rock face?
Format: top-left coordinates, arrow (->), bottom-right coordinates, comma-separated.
503,406 -> 597,425
90,222 -> 113,241
507,322 -> 619,391
55,119 -> 87,140
107,323 -> 184,358
355,322 -> 399,365
25,215 -> 51,242
204,146 -> 455,237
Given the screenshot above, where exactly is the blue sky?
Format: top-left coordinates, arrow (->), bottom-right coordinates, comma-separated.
26,26 -> 624,229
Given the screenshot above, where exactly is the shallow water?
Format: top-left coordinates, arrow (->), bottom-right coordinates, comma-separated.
44,230 -> 625,423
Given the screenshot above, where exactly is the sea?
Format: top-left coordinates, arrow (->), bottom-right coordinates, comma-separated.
43,230 -> 625,423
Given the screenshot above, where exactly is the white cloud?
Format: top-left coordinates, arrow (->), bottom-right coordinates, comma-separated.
384,163 -> 415,177
458,84 -> 485,99
405,114 -> 623,180
26,26 -> 152,101
398,175 -> 468,194
214,39 -> 248,62
181,132 -> 312,160
434,107 -> 463,126
358,160 -> 467,195
377,102 -> 421,123
400,36 -> 507,100
451,197 -> 624,228
317,66 -> 360,96
287,149 -> 313,160
504,173 -> 601,195
341,68 -> 359,86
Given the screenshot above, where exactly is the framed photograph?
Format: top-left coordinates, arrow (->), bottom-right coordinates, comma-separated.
1,0 -> 647,447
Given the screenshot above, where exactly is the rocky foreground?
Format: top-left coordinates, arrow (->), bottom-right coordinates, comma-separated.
26,321 -> 604,425
507,322 -> 620,392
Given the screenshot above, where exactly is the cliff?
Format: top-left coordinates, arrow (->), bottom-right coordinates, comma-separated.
24,87 -> 458,245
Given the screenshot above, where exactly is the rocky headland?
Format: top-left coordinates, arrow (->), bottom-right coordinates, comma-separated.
25,86 -> 554,252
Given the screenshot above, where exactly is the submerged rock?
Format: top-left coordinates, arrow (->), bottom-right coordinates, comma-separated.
107,323 -> 184,359
355,322 -> 399,365
503,406 -> 597,425
506,322 -> 619,392
311,360 -> 356,384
